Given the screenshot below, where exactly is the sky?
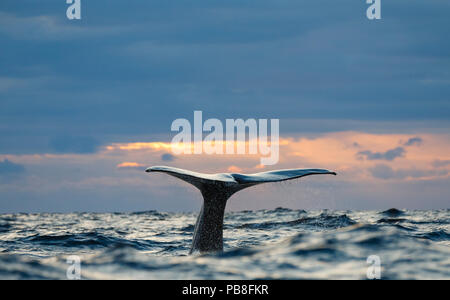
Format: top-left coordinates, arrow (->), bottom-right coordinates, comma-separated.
0,0 -> 449,212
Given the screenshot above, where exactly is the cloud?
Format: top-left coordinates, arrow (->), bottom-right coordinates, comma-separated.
49,136 -> 100,154
0,159 -> 25,175
106,142 -> 172,152
368,164 -> 396,179
432,159 -> 450,168
161,153 -> 176,162
357,147 -> 406,161
0,77 -> 25,92
404,137 -> 423,146
116,162 -> 146,171
0,1 -> 449,158
0,1 -> 450,212
369,164 -> 449,180
0,159 -> 26,183
1,131 -> 450,212
227,165 -> 243,173
0,12 -> 132,40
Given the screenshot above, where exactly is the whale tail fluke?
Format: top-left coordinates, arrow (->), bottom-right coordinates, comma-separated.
145,165 -> 336,253
146,165 -> 336,195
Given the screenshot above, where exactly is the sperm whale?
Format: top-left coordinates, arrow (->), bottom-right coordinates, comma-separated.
145,166 -> 336,254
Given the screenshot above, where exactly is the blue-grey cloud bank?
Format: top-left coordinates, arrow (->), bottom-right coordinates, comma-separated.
0,0 -> 449,212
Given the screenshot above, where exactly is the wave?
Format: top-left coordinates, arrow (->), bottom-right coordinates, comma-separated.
0,223 -> 11,233
20,232 -> 161,250
130,210 -> 169,218
415,230 -> 450,241
380,208 -> 405,217
180,224 -> 195,232
377,218 -> 406,224
0,209 -> 449,279
236,213 -> 356,230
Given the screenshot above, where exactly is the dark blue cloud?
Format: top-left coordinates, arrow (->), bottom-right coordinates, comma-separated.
0,159 -> 25,175
404,137 -> 423,146
368,164 -> 396,179
161,153 -> 176,162
369,164 -> 448,180
357,147 -> 405,161
0,1 -> 449,212
0,1 -> 448,151
49,136 -> 100,154
432,159 -> 450,168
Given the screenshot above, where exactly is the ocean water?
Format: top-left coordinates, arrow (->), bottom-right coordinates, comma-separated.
0,208 -> 449,280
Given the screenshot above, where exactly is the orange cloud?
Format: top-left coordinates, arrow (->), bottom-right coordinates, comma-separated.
6,131 -> 447,183
105,139 -> 289,154
116,162 -> 146,169
102,132 -> 450,181
227,165 -> 243,173
106,142 -> 172,151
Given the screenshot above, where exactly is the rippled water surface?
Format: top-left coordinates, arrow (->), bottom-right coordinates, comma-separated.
0,208 -> 449,279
